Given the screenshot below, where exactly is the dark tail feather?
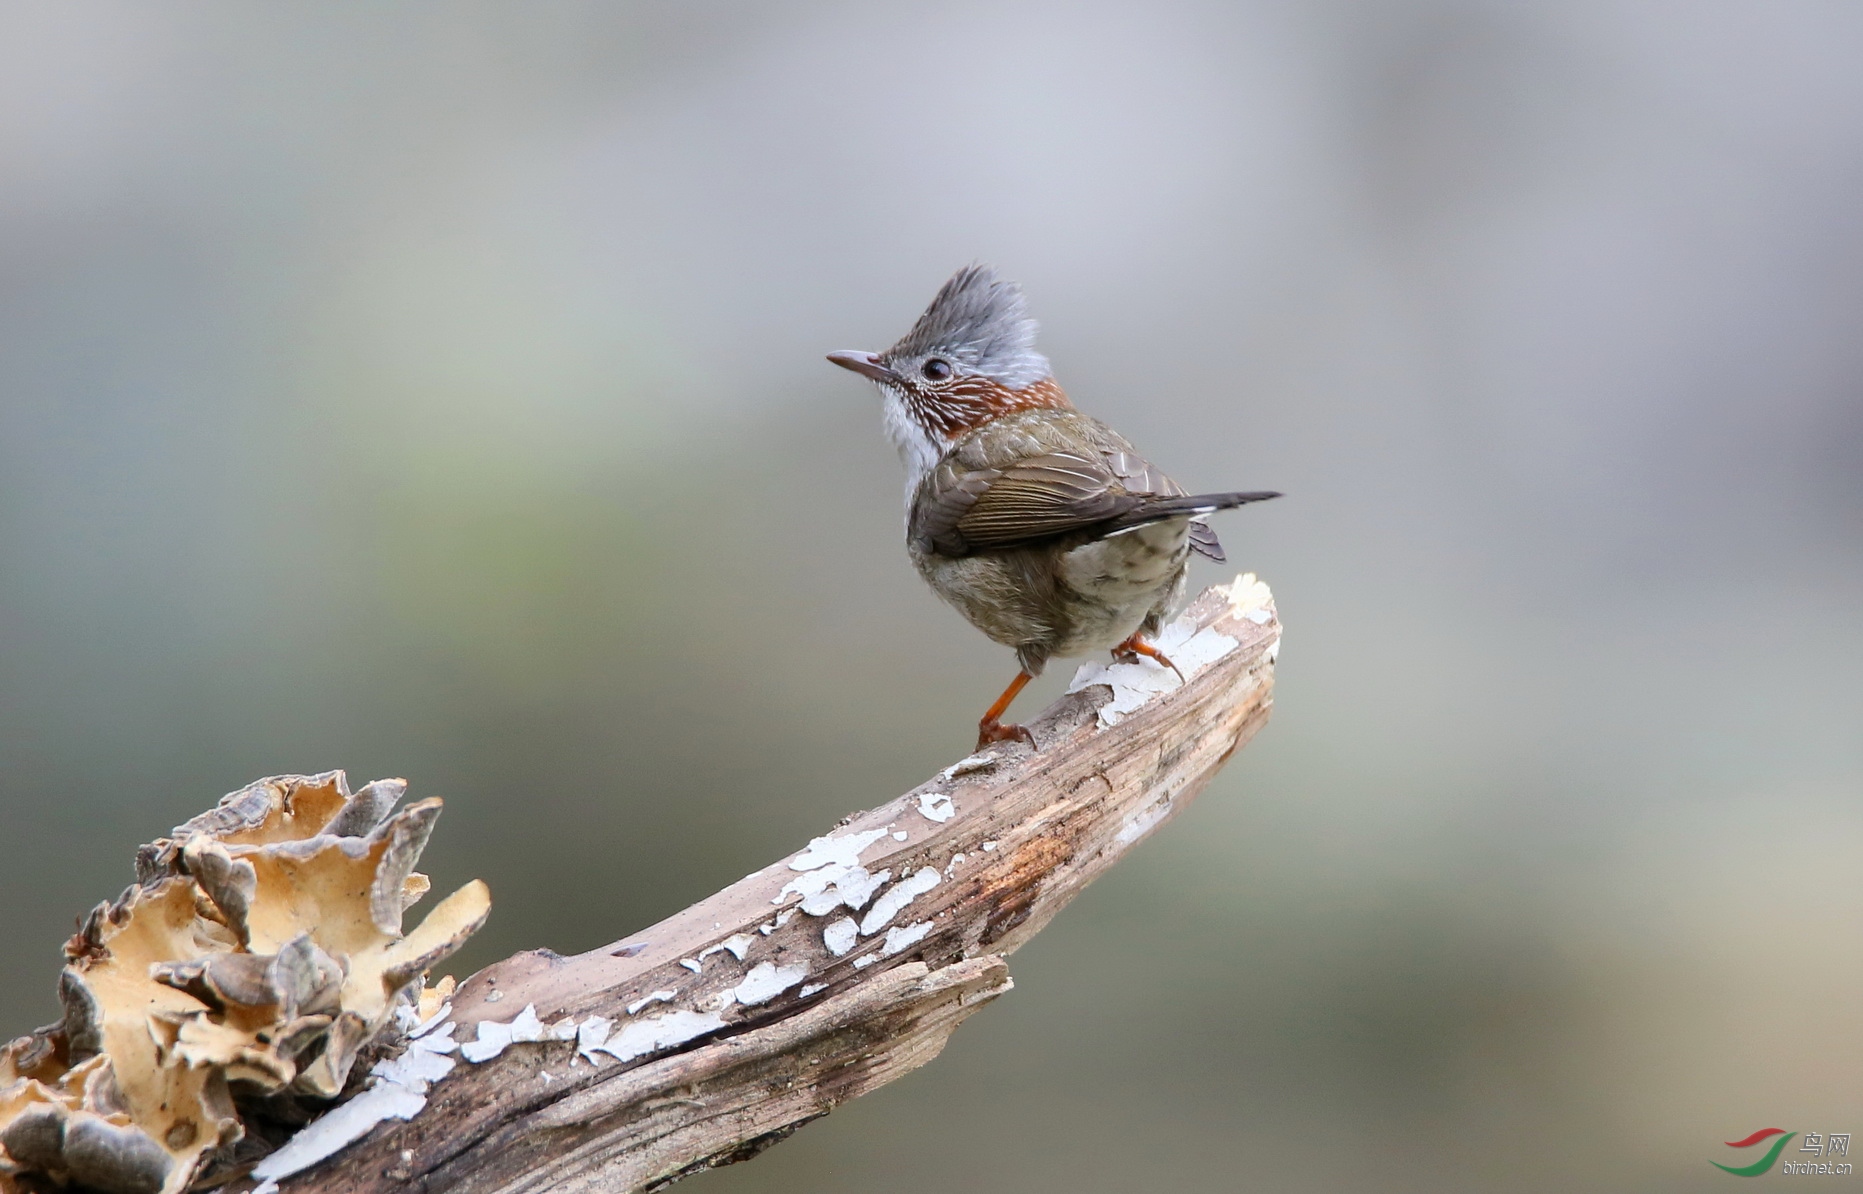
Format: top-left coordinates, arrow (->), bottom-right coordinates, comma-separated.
1106,490 -> 1281,540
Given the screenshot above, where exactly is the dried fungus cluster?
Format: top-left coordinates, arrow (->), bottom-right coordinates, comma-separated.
0,773 -> 490,1194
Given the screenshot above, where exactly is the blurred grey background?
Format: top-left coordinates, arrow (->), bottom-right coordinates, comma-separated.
3,3 -> 1860,1190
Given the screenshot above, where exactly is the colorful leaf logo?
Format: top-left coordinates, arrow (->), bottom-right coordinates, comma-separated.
1713,1129 -> 1796,1176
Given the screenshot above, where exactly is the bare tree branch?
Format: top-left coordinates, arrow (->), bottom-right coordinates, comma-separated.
240,578 -> 1279,1194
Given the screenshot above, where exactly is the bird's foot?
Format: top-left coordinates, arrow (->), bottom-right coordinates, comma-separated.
976,718 -> 1036,751
1112,634 -> 1186,684
975,669 -> 1038,751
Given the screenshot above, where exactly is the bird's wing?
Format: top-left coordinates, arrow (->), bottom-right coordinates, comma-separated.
1099,447 -> 1186,499
912,450 -> 1139,556
1100,442 -> 1224,560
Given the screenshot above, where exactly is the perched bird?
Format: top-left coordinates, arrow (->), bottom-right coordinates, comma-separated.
829,265 -> 1279,750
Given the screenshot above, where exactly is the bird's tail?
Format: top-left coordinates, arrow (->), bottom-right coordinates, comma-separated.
1107,490 -> 1280,531
1105,490 -> 1280,562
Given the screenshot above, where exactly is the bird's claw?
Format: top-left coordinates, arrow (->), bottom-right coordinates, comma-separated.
976,719 -> 1035,751
1112,636 -> 1186,684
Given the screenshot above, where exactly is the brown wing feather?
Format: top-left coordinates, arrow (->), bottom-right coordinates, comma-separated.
910,464 -> 1002,556
955,452 -> 1132,547
914,450 -> 1147,556
1100,447 -> 1187,499
911,414 -> 1223,558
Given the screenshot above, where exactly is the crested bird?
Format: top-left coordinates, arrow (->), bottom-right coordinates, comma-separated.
829,265 -> 1279,750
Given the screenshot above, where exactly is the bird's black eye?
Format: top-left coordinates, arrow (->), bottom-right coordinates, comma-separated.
921,358 -> 952,381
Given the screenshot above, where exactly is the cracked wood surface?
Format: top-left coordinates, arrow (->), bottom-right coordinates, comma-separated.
240,580 -> 1278,1194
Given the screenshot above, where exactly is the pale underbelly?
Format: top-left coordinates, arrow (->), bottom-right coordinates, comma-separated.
1050,519 -> 1189,654
913,518 -> 1192,669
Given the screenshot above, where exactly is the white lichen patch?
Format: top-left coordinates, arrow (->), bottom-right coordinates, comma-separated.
590,1010 -> 726,1064
981,840 -> 999,852
778,864 -> 890,916
250,1020 -> 460,1194
625,990 -> 676,1015
459,1004 -> 550,1063
944,853 -> 967,878
1066,616 -> 1238,727
446,988 -> 739,1079
1223,571 -> 1273,620
755,909 -> 797,936
575,1015 -> 614,1064
892,830 -> 909,841
797,983 -> 828,999
252,1086 -> 426,1194
879,922 -> 933,957
859,867 -> 940,936
679,958 -> 703,973
373,1027 -> 458,1086
697,934 -> 755,964
917,792 -> 955,823
938,753 -> 997,781
822,918 -> 858,957
851,955 -> 878,969
731,963 -> 808,1007
787,827 -> 892,873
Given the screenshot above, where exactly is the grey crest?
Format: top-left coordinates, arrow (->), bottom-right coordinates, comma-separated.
887,264 -> 1051,389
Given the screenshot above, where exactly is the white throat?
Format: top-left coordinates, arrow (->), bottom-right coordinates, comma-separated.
879,383 -> 947,495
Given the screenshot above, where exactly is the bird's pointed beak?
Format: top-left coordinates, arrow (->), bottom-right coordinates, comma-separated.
826,350 -> 897,384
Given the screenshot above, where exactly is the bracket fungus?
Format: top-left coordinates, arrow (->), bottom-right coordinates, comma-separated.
0,772 -> 489,1194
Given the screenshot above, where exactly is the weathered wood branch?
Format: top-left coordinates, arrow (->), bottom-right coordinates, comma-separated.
243,578 -> 1279,1194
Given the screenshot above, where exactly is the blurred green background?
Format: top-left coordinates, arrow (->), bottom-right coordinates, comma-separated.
3,4 -> 1860,1190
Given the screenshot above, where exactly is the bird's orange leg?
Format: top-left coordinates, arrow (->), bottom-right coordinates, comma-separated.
1112,633 -> 1186,684
976,670 -> 1036,750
